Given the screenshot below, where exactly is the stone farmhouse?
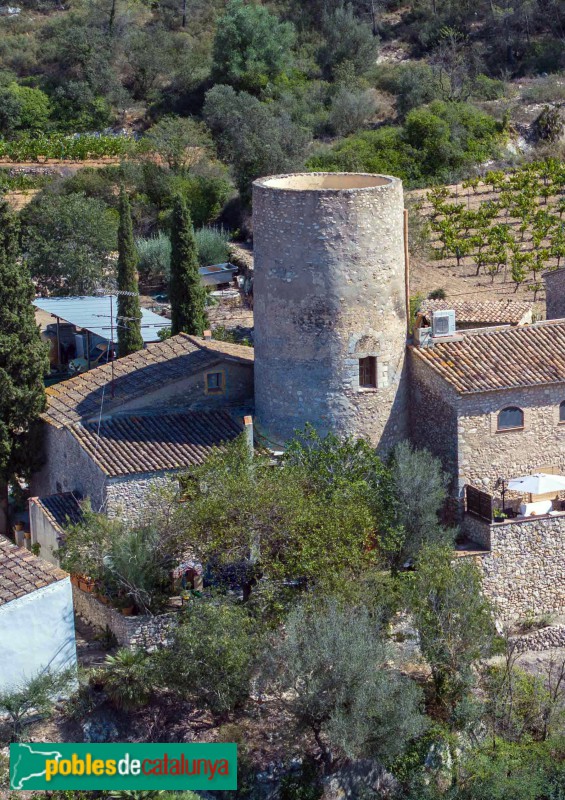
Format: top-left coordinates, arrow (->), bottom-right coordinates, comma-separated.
30,334 -> 254,559
29,171 -> 565,621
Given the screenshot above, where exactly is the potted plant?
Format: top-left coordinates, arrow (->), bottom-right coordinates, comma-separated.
493,508 -> 508,522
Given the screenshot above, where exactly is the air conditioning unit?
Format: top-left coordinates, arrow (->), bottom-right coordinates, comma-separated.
432,309 -> 456,337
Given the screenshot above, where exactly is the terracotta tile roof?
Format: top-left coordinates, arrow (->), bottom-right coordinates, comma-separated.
420,299 -> 532,326
44,334 -> 254,428
32,493 -> 83,533
69,410 -> 246,476
411,320 -> 565,395
0,536 -> 67,606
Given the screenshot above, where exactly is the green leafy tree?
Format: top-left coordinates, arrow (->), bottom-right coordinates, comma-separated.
264,599 -> 426,770
0,200 -> 49,534
169,194 -> 207,335
174,435 -> 376,609
144,115 -> 212,172
405,545 -> 498,713
211,0 -> 296,94
117,186 -> 143,357
203,84 -> 308,203
0,84 -> 51,137
381,441 -> 454,572
317,3 -> 379,79
155,600 -> 258,717
22,192 -> 118,295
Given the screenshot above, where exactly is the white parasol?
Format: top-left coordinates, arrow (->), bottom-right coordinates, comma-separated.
507,473 -> 565,495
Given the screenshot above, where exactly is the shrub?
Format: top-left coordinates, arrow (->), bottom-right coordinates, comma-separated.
194,225 -> 230,266
0,83 -> 51,137
472,74 -> 507,101
308,101 -> 503,188
155,600 -> 258,717
0,668 -> 75,741
101,649 -> 153,711
328,86 -> 378,136
136,232 -> 172,282
374,62 -> 440,118
534,105 -> 564,143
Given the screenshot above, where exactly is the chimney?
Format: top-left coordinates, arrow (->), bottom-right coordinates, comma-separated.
544,269 -> 565,321
243,415 -> 254,457
203,329 -> 212,340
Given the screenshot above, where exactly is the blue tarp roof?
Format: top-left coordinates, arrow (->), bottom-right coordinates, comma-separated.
34,295 -> 171,344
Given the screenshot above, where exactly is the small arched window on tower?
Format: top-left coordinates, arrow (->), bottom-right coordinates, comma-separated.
560,401 -> 565,423
497,406 -> 524,431
359,356 -> 377,389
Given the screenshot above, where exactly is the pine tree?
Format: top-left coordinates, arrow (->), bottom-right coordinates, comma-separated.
117,186 -> 143,358
0,199 -> 49,534
170,194 -> 207,336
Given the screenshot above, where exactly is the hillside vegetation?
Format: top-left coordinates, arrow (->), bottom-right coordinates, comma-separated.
0,0 -> 563,293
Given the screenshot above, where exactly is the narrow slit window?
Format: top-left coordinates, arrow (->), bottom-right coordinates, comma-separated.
359,356 -> 377,389
560,401 -> 565,422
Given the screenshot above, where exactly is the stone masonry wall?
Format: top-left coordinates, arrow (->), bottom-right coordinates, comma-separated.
72,586 -> 177,650
409,352 -> 459,492
31,425 -> 107,512
544,267 -> 565,320
105,471 -> 177,520
252,173 -> 409,454
115,361 -> 254,417
460,514 -> 565,620
511,625 -> 565,652
457,385 -> 565,498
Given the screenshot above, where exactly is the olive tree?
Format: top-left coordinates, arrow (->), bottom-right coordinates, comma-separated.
264,600 -> 426,769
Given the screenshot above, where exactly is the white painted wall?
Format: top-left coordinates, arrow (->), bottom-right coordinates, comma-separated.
0,578 -> 77,693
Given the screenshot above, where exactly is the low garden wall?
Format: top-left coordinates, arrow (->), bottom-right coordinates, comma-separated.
72,586 -> 177,651
511,625 -> 565,653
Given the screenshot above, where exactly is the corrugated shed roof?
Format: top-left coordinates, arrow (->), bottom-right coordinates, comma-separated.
420,299 -> 532,326
0,536 -> 67,607
34,295 -> 171,343
411,320 -> 565,394
69,410 -> 246,476
44,334 -> 254,428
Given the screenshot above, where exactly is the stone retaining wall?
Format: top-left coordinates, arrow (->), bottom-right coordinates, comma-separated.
511,625 -> 565,653
460,513 -> 565,620
72,586 -> 177,650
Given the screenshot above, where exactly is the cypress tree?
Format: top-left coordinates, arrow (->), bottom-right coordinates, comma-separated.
117,186 -> 143,357
170,194 -> 207,336
0,198 -> 49,534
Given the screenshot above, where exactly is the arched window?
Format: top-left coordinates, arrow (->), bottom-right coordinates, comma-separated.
560,401 -> 565,423
497,406 -> 524,431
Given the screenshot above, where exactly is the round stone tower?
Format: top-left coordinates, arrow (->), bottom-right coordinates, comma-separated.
252,172 -> 409,453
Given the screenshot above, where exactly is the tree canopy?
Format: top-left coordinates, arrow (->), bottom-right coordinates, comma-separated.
0,199 -> 48,533
22,192 -> 118,295
117,186 -> 143,358
211,0 -> 296,94
169,194 -> 208,336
